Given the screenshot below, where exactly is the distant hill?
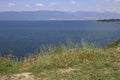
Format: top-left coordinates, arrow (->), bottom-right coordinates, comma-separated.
97,19 -> 120,22
0,10 -> 120,20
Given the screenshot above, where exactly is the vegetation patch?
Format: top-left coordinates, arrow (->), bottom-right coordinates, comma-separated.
0,40 -> 120,80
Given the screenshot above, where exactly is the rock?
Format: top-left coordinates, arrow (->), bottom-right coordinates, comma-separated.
0,73 -> 35,80
0,76 -> 10,80
116,47 -> 120,53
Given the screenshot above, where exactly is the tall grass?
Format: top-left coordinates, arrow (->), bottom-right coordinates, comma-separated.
0,40 -> 120,80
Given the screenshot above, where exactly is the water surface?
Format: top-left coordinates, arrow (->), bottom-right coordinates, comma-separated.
0,20 -> 120,56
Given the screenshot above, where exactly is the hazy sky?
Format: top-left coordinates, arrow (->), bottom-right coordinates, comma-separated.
0,0 -> 120,13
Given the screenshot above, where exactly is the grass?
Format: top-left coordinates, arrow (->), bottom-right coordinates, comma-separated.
0,40 -> 120,80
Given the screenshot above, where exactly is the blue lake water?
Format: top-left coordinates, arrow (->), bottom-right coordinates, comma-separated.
0,20 -> 120,57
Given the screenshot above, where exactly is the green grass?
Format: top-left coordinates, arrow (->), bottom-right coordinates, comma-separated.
0,40 -> 120,80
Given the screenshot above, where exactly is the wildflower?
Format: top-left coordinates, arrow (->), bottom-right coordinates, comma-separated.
4,53 -> 12,58
29,56 -> 37,64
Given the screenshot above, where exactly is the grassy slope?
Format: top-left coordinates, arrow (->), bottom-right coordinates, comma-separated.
0,40 -> 120,80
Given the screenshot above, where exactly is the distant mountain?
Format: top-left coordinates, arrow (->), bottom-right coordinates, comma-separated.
0,10 -> 120,20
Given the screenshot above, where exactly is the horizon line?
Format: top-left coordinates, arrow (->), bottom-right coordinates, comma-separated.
0,10 -> 119,13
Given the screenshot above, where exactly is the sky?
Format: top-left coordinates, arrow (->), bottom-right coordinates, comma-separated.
0,0 -> 120,13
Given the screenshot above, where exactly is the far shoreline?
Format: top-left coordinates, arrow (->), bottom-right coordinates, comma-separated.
97,19 -> 120,22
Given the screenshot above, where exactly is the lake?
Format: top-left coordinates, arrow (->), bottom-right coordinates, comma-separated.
0,20 -> 120,57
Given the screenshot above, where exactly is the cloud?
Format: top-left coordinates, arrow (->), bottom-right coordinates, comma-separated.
35,3 -> 44,7
50,2 -> 57,6
71,0 -> 77,5
104,0 -> 110,2
8,3 -> 16,7
112,0 -> 120,2
71,0 -> 79,7
109,7 -> 120,13
25,4 -> 30,7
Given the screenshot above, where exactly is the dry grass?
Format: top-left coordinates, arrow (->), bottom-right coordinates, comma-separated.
0,40 -> 120,80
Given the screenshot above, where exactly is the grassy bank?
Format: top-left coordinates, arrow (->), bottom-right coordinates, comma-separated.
0,40 -> 120,80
